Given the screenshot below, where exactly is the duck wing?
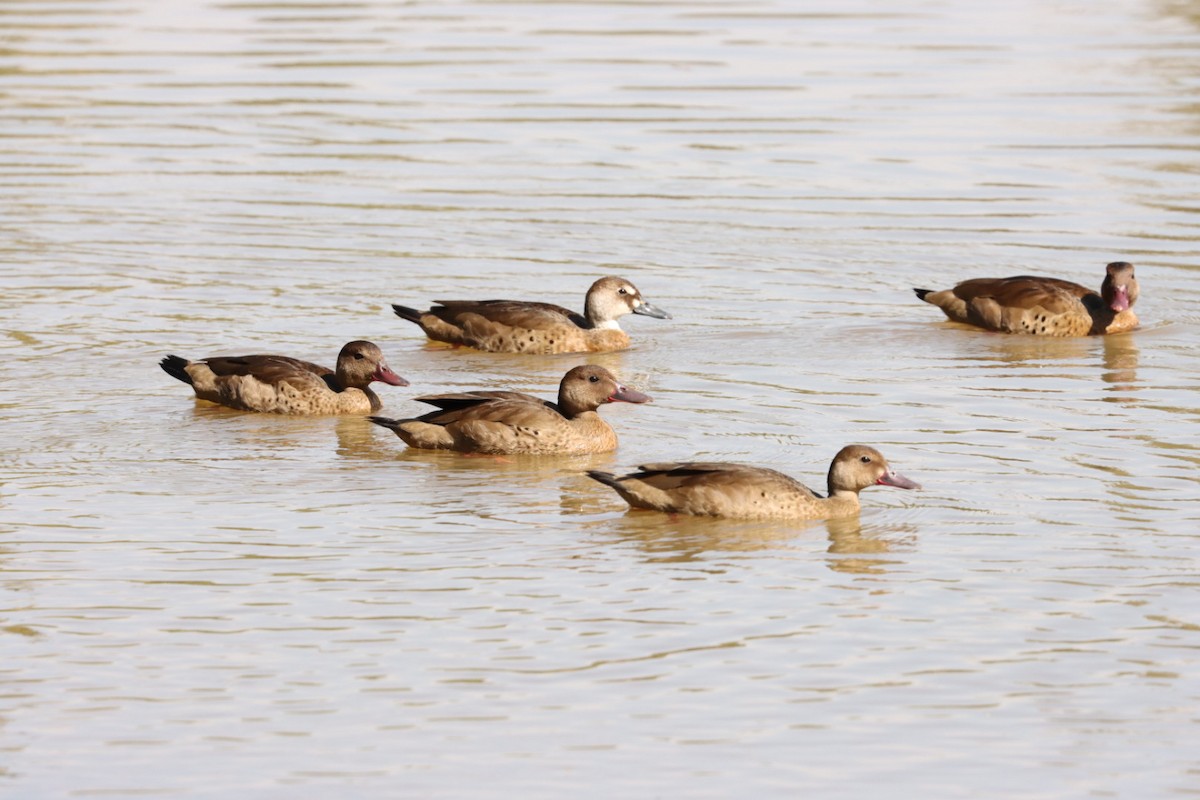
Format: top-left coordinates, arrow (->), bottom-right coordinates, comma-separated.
201,355 -> 334,393
200,354 -> 330,380
951,276 -> 1089,314
414,396 -> 564,427
412,390 -> 552,414
630,462 -> 821,499
430,300 -> 588,330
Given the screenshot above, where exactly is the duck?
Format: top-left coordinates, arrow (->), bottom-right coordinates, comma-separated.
587,445 -> 920,520
913,261 -> 1139,336
159,340 -> 408,414
369,365 -> 650,454
391,276 -> 671,354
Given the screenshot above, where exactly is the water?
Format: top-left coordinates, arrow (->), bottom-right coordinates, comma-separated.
3,0 -> 1199,796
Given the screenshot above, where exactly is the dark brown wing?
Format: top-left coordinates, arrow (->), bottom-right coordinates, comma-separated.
198,354 -> 333,394
201,355 -> 331,380
413,390 -> 552,413
631,462 -> 822,499
952,276 -> 1089,314
430,300 -> 589,330
414,397 -> 567,427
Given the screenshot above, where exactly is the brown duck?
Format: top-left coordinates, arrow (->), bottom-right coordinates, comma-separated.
369,365 -> 650,455
392,276 -> 671,354
587,445 -> 920,520
913,261 -> 1139,336
160,340 -> 408,414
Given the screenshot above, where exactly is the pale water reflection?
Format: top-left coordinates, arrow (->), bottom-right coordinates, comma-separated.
3,0 -> 1200,797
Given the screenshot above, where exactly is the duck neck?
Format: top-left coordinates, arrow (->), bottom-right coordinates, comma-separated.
824,486 -> 862,515
333,366 -> 377,393
326,374 -> 380,410
556,393 -> 602,419
583,296 -> 624,330
1103,309 -> 1139,334
1083,301 -> 1134,335
566,411 -> 613,440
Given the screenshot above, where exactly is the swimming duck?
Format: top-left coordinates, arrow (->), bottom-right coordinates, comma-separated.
392,276 -> 671,354
913,261 -> 1139,336
587,445 -> 920,520
159,340 -> 408,414
369,365 -> 650,454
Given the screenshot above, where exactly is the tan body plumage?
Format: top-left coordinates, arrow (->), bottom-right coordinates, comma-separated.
370,365 -> 650,455
159,340 -> 407,415
914,261 -> 1139,336
392,276 -> 671,354
588,446 -> 920,521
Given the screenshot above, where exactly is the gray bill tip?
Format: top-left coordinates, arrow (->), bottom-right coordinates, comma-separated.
633,302 -> 671,320
610,386 -> 652,404
879,470 -> 921,491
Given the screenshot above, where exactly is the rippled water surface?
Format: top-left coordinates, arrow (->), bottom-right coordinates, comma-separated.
3,0 -> 1200,796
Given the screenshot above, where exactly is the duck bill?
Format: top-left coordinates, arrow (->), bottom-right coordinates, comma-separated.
1109,286 -> 1130,312
373,364 -> 410,386
608,385 -> 651,404
877,469 -> 921,490
633,301 -> 672,320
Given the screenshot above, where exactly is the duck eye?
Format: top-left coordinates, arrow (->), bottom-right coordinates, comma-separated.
588,375 -> 600,383
618,288 -> 628,295
860,455 -> 871,463
353,353 -> 365,360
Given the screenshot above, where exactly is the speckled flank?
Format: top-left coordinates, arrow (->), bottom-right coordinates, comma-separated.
458,316 -> 630,354
185,365 -> 381,414
399,412 -> 619,454
1006,304 -> 1092,337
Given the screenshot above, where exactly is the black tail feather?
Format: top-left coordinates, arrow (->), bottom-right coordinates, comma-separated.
392,304 -> 422,323
913,288 -> 933,301
159,355 -> 193,385
586,469 -> 620,489
368,416 -> 402,432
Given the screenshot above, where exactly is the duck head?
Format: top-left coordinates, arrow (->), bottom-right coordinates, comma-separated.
827,445 -> 921,497
336,340 -> 409,389
1102,261 -> 1138,313
557,364 -> 651,416
584,276 -> 671,328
